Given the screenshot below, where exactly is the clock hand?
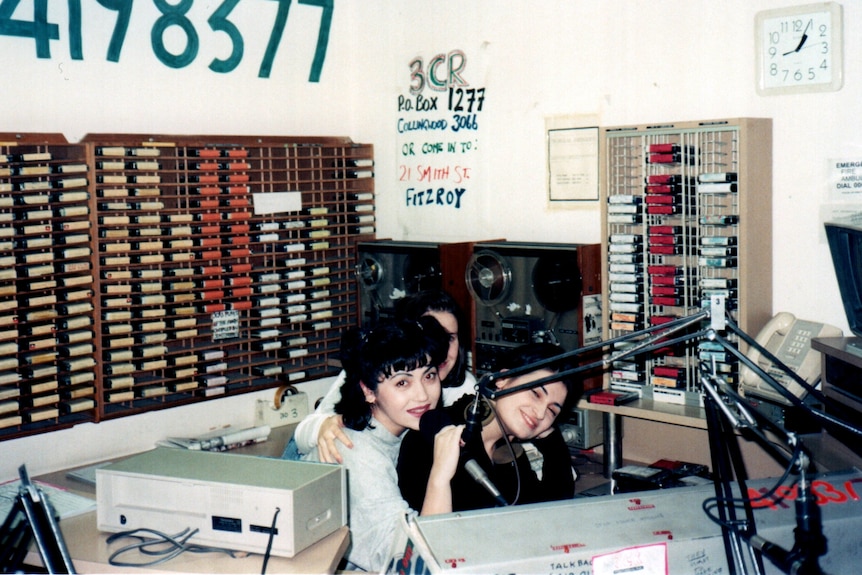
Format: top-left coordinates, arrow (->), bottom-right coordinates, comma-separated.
783,20 -> 812,55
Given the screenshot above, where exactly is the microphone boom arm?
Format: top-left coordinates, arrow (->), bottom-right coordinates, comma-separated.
468,296 -> 859,575
477,309 -> 710,400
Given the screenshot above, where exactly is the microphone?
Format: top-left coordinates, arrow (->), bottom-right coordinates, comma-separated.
462,394 -> 484,444
746,531 -> 823,575
420,396 -> 484,445
748,535 -> 797,574
419,407 -> 509,507
464,459 -> 508,507
789,469 -> 826,575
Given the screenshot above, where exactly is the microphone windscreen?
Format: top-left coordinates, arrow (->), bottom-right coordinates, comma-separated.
418,409 -> 453,443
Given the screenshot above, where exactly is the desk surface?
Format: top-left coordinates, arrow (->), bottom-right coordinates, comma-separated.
812,336 -> 862,367
26,426 -> 350,574
27,513 -> 349,574
578,397 -> 707,429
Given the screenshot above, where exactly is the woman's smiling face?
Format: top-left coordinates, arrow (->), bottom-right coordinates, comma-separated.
493,369 -> 567,440
364,362 -> 442,436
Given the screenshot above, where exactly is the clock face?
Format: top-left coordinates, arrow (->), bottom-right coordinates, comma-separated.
756,3 -> 843,94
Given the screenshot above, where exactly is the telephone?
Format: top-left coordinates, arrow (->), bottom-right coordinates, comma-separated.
740,312 -> 842,405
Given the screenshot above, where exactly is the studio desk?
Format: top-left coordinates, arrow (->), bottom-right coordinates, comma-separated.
25,391 -> 861,573
25,426 -> 350,574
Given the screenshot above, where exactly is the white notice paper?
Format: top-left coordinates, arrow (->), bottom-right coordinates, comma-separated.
548,126 -> 600,201
252,191 -> 302,215
592,542 -> 669,575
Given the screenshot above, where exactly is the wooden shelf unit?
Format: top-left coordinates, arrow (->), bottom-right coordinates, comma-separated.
0,133 -> 375,440
0,133 -> 97,434
600,118 -> 772,407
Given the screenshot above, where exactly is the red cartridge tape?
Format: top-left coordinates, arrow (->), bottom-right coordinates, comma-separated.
195,149 -> 221,158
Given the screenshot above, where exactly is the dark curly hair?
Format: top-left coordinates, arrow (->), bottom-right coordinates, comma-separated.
335,315 -> 448,431
394,290 -> 468,389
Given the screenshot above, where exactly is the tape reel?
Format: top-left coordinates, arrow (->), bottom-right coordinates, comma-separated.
273,385 -> 298,410
403,254 -> 442,293
466,250 -> 512,305
532,255 -> 582,313
356,255 -> 384,289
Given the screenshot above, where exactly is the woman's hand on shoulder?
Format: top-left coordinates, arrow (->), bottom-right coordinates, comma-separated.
317,414 -> 352,463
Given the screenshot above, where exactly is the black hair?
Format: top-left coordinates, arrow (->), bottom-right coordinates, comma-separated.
335,315 -> 449,431
496,342 -> 583,416
394,290 -> 468,389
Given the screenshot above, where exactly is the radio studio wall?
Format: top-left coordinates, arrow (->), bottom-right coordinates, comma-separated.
466,241 -> 603,389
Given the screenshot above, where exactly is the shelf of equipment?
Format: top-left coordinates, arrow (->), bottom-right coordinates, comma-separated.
600,118 -> 772,407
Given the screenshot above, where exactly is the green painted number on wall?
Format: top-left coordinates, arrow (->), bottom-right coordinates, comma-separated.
0,0 -> 333,80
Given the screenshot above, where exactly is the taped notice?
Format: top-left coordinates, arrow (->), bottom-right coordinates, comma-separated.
212,310 -> 240,340
592,542 -> 668,575
252,191 -> 302,215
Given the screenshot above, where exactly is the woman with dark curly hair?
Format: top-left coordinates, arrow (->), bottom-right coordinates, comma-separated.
288,289 -> 474,463
300,316 -> 463,572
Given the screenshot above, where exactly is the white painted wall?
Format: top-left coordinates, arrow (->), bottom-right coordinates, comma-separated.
2,0 -> 861,479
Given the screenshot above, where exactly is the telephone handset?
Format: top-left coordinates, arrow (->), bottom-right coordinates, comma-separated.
740,312 -> 842,405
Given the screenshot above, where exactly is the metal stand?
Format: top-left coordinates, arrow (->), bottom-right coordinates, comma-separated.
0,465 -> 75,574
474,297 -> 855,575
602,412 -> 621,481
702,377 -> 765,575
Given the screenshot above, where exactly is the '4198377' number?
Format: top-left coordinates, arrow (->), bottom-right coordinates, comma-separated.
0,0 -> 333,79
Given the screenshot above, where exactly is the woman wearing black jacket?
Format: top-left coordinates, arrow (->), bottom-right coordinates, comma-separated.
398,342 -> 582,511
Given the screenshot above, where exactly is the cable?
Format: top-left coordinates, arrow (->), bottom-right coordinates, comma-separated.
260,507 -> 280,575
701,441 -> 802,534
485,399 -> 522,506
106,527 -> 236,568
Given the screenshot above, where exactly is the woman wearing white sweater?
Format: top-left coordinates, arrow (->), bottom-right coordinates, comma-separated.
299,317 -> 463,571
286,289 -> 475,462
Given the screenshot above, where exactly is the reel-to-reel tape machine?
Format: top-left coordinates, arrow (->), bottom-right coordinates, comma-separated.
466,241 -> 602,388
355,240 -> 476,331
356,240 -> 443,326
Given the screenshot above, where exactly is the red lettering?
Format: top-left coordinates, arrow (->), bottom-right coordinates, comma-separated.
747,487 -> 778,509
774,485 -> 797,503
813,479 -> 848,504
749,479 -> 857,512
844,477 -> 862,501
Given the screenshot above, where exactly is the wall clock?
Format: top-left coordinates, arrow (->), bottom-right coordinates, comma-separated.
755,2 -> 843,95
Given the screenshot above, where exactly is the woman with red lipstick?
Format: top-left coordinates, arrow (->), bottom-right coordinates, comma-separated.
397,342 -> 582,512
288,290 -> 475,463
300,316 -> 463,572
